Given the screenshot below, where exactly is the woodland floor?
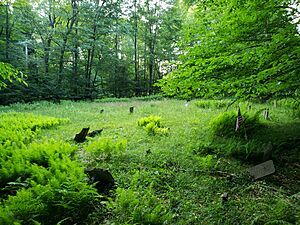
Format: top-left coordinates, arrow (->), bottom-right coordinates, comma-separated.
0,98 -> 299,224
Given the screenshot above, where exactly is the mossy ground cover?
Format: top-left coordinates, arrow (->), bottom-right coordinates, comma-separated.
0,98 -> 299,224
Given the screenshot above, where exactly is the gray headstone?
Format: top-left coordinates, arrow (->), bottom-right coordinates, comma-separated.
249,160 -> 275,180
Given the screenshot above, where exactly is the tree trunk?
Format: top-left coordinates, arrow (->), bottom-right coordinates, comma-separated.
58,36 -> 67,86
58,0 -> 77,90
134,0 -> 139,96
44,37 -> 52,76
114,31 -> 118,97
5,3 -> 10,61
72,20 -> 79,96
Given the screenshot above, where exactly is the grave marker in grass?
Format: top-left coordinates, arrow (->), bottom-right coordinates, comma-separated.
74,127 -> 89,143
129,106 -> 134,113
84,168 -> 115,193
87,129 -> 103,137
249,160 -> 275,180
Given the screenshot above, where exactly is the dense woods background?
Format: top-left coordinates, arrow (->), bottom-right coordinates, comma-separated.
0,0 -> 299,104
0,0 -> 182,104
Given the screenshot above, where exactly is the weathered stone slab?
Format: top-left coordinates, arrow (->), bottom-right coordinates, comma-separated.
87,129 -> 103,137
249,160 -> 275,180
74,127 -> 90,143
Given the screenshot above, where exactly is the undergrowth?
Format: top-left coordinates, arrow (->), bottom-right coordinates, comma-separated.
0,98 -> 299,224
0,113 -> 102,225
138,115 -> 169,135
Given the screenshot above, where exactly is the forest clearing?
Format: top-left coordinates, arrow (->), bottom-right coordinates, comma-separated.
0,98 -> 299,224
1,0 -> 300,224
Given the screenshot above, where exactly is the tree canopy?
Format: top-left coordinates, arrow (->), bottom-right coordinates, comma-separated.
0,62 -> 26,90
157,0 -> 300,100
0,0 -> 182,104
0,0 -> 299,104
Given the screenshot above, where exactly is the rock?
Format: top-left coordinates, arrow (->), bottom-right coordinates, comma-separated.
87,129 -> 103,137
84,168 -> 115,193
248,160 -> 275,180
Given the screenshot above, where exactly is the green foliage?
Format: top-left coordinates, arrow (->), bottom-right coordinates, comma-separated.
0,112 -> 101,224
196,154 -> 215,170
1,179 -> 99,225
84,137 -> 127,160
0,62 -> 27,90
209,109 -> 262,139
138,115 -> 161,127
0,112 -> 69,145
0,0 -> 182,104
195,99 -> 232,109
157,0 -> 300,100
138,115 -> 169,135
1,99 -> 299,224
108,172 -> 172,224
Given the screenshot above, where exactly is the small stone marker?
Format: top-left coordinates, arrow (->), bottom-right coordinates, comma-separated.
87,129 -> 103,137
74,127 -> 90,143
129,106 -> 134,113
263,141 -> 273,161
249,160 -> 275,180
221,192 -> 229,202
263,108 -> 270,120
84,168 -> 115,193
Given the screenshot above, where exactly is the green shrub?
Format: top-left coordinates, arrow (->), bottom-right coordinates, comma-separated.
196,154 -> 216,170
209,109 -> 262,139
0,112 -> 104,224
0,112 -> 68,146
138,115 -> 169,135
0,140 -> 77,187
138,115 -> 161,127
85,137 -> 127,160
1,179 -> 100,225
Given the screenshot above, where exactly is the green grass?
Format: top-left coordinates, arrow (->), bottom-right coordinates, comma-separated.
0,98 -> 299,224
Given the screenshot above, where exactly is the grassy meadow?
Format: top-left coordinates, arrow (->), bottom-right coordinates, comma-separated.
0,97 -> 299,224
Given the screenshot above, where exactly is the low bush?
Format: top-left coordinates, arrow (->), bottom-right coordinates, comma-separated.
0,112 -> 68,145
209,109 -> 263,139
0,112 -> 103,225
0,178 -> 100,225
138,115 -> 161,127
84,137 -> 127,160
138,115 -> 169,135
